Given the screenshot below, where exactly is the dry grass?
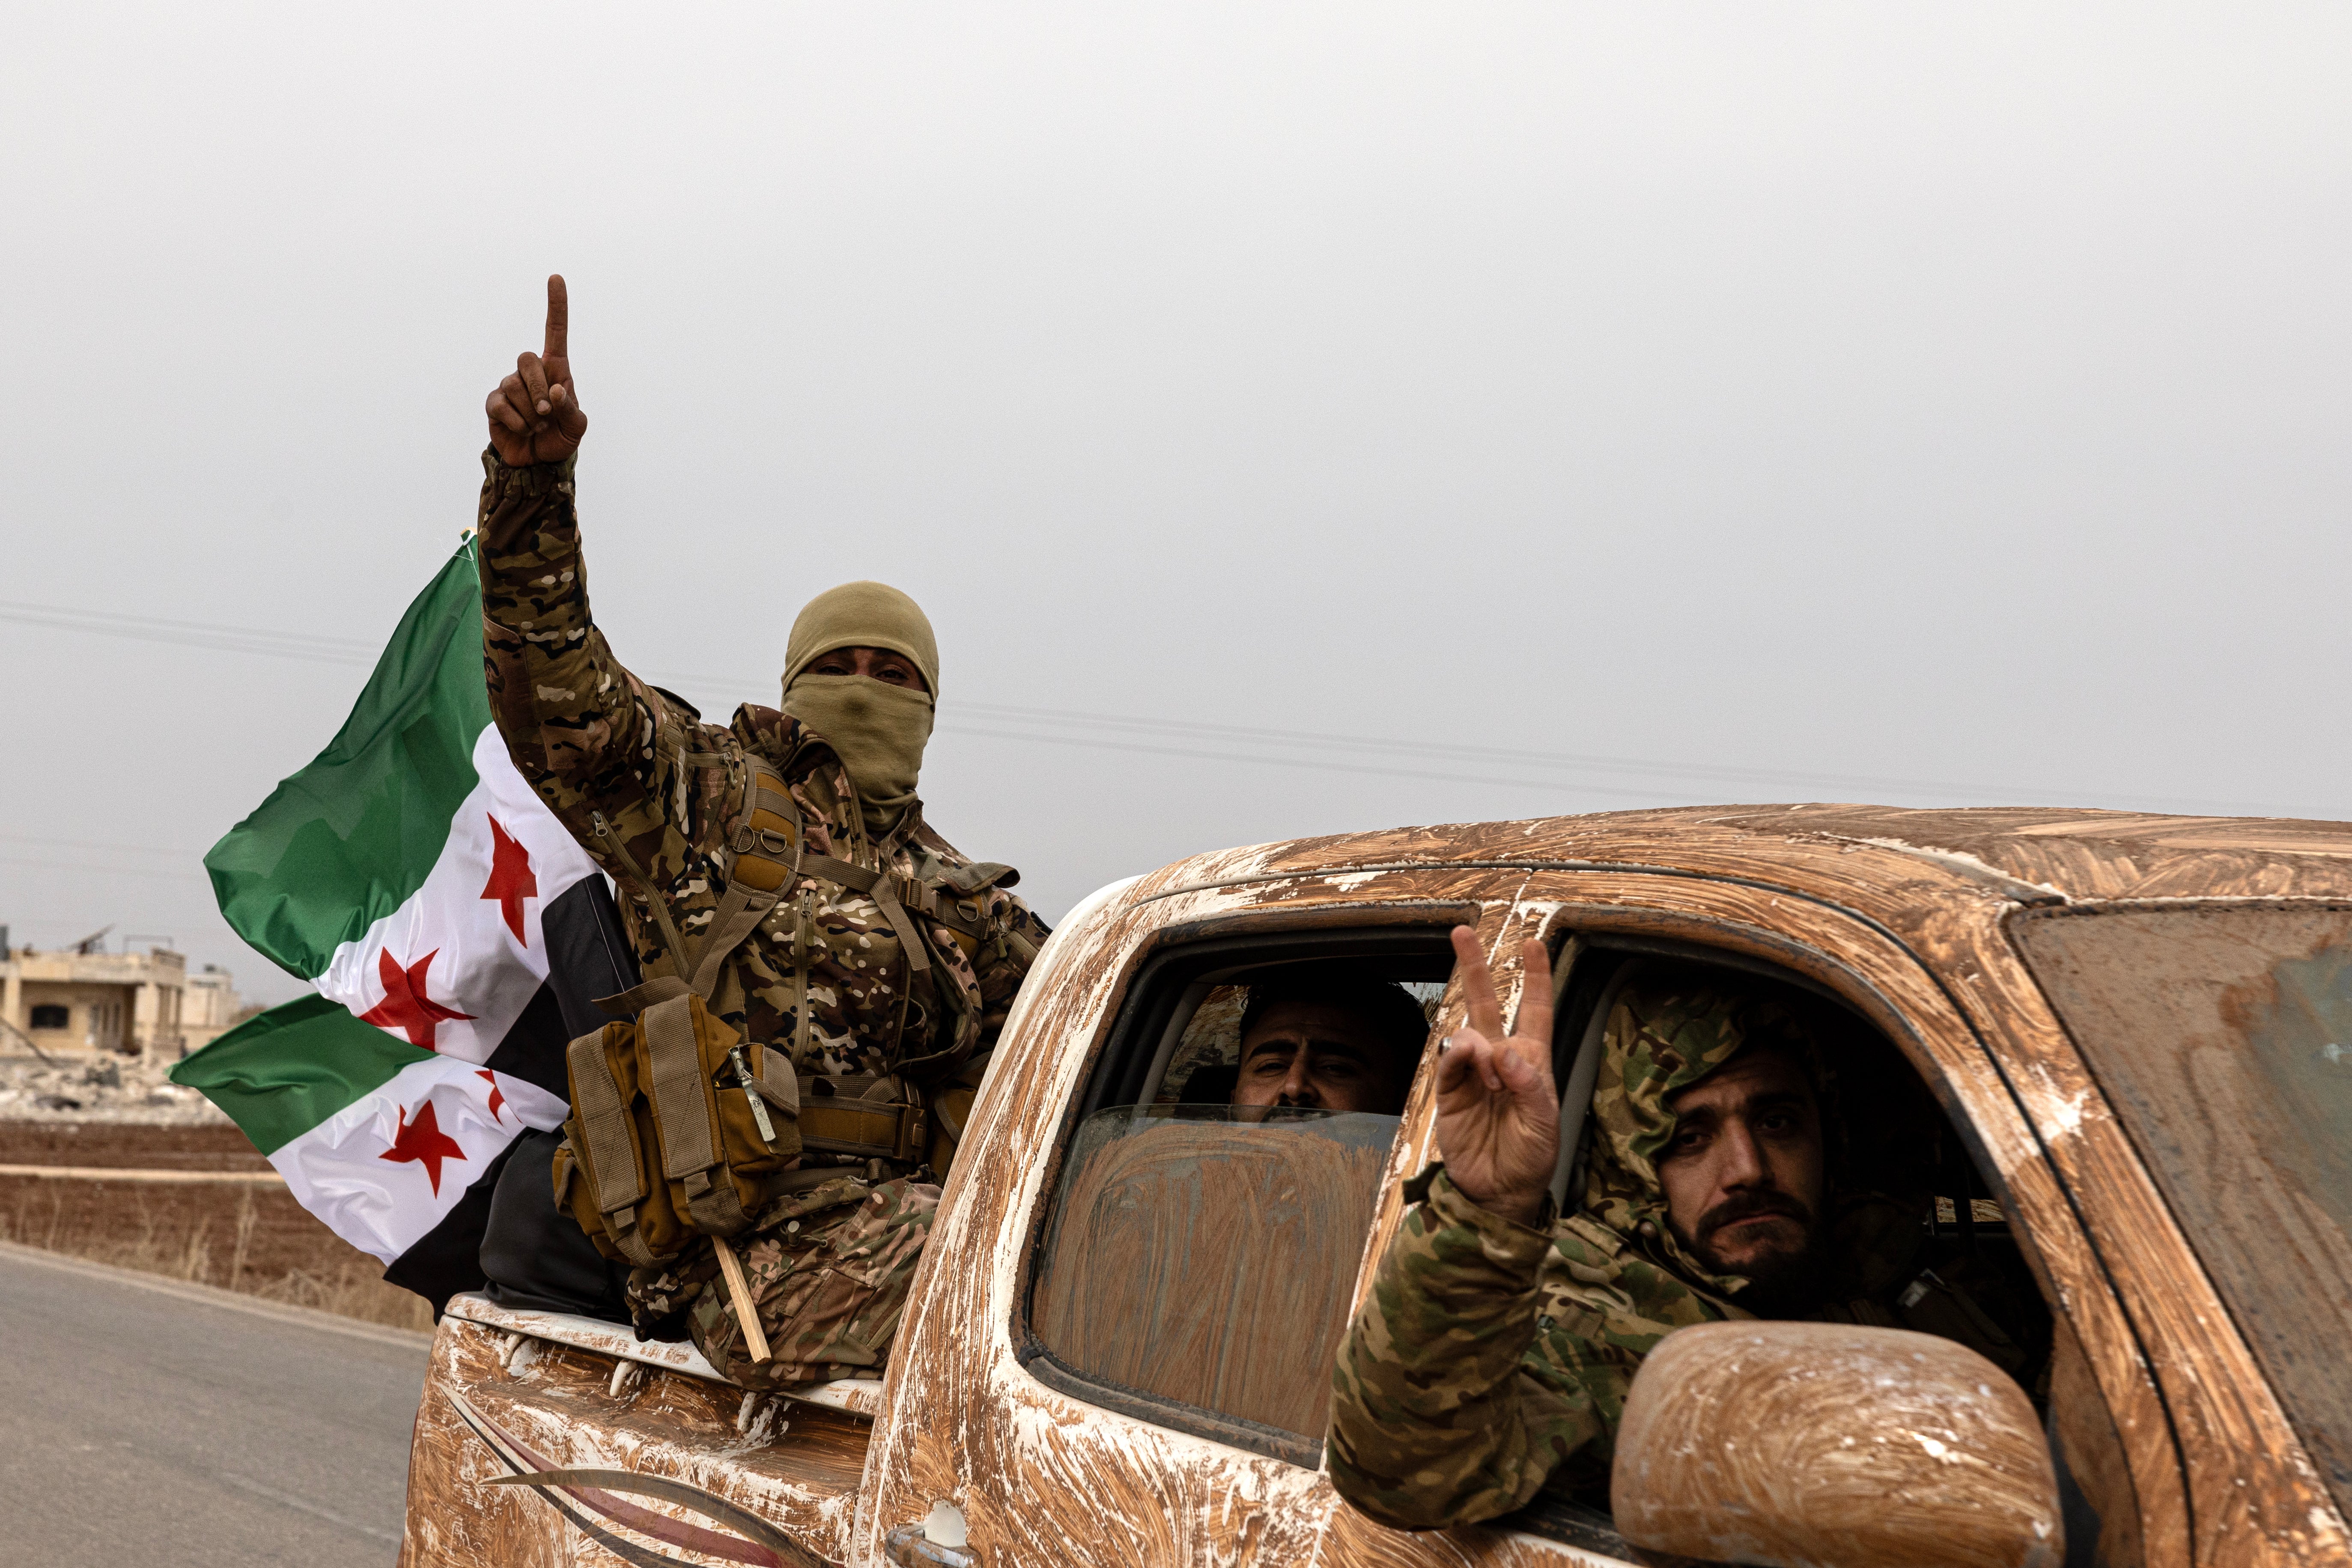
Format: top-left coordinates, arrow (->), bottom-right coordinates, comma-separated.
0,1180 -> 436,1333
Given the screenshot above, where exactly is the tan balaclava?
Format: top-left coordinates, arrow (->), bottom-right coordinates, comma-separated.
779,581 -> 939,837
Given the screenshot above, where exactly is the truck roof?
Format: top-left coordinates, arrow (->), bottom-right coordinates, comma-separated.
1132,803 -> 2352,911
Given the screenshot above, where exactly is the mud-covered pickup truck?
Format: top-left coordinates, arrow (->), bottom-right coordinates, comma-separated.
400,805 -> 2352,1568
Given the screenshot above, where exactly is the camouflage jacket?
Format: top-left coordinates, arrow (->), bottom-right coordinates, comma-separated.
1329,966 -> 2035,1530
1328,1165 -> 1736,1528
474,451 -> 1050,1112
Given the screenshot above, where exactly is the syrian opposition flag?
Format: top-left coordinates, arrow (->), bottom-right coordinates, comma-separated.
174,540 -> 636,1307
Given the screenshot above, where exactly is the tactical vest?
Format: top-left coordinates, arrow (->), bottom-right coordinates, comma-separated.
578,752 -> 1027,1189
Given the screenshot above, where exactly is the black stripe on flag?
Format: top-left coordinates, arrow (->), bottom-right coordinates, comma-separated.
383,875 -> 639,1312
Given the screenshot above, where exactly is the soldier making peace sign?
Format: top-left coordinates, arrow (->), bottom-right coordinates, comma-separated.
1330,914 -> 2047,1529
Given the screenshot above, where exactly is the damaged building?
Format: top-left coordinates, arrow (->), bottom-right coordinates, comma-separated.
0,927 -> 250,1058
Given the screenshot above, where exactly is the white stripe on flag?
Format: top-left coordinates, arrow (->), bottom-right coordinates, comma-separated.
319,725 -> 603,1061
269,1057 -> 567,1264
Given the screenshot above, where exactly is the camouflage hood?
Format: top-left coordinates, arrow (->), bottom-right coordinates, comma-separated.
1580,963 -> 1816,1298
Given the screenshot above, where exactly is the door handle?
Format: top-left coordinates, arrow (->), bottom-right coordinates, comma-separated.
883,1522 -> 976,1567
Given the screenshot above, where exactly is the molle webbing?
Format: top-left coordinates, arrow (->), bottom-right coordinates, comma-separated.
793,852 -> 1001,944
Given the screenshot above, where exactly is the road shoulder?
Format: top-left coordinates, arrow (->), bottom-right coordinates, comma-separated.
0,1237 -> 432,1353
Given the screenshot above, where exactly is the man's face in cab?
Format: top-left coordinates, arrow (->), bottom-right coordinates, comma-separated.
1656,1046 -> 1827,1307
1232,1001 -> 1413,1115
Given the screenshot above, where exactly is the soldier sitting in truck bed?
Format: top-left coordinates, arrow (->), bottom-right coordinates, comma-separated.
471,275 -> 1051,1389
1328,928 -> 2038,1528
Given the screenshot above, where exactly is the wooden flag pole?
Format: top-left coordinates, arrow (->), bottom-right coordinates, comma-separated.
711,1236 -> 772,1365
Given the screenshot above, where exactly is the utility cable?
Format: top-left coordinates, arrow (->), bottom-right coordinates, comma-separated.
1,598 -> 2272,814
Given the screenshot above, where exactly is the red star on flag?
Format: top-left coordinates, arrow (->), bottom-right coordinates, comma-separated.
481,815 -> 539,944
379,1100 -> 468,1195
477,1070 -> 507,1123
358,948 -> 477,1050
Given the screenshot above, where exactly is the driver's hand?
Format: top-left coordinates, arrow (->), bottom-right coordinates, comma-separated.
486,274 -> 587,466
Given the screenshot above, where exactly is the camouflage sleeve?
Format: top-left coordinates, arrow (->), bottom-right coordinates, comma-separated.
1328,1166 -> 1604,1529
970,890 -> 1051,1050
474,450 -> 701,850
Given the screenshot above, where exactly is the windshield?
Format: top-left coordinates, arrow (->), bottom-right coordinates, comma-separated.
1030,1105 -> 1400,1446
2013,904 -> 2352,1513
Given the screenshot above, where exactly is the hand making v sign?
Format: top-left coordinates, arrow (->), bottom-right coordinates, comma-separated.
1433,925 -> 1560,1227
486,275 -> 587,467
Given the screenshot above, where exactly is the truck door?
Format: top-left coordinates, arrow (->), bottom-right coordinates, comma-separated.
1460,870 -> 2189,1568
845,868 -> 1591,1567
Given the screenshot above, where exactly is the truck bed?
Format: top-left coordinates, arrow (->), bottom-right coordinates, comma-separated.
402,1294 -> 878,1566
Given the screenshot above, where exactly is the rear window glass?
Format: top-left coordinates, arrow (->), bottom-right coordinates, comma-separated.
1031,1106 -> 1398,1448
2013,904 -> 2352,1514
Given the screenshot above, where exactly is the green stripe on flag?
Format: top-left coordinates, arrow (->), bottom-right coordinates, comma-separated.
204,541 -> 493,979
170,995 -> 433,1156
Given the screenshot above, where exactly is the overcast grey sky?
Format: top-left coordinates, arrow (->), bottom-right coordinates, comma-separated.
4,3 -> 2346,1005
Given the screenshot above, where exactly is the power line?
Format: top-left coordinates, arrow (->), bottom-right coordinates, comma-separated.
0,856 -> 210,882
943,700 -> 2173,803
3,596 -> 2276,814
0,602 -> 376,666
934,724 -> 1717,802
0,831 -> 205,858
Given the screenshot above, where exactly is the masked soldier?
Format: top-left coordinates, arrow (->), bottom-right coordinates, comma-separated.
1328,930 -> 2040,1528
474,276 -> 1050,1389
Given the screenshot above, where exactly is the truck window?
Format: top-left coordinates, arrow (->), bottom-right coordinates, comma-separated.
1020,929 -> 1455,1466
1153,978 -> 1445,1106
1032,1105 -> 1397,1447
1531,936 -> 2070,1538
2014,903 -> 2352,1528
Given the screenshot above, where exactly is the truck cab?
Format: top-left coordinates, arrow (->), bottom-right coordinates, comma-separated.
401,805 -> 2352,1568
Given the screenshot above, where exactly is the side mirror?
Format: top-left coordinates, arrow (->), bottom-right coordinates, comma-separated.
1611,1321 -> 2063,1568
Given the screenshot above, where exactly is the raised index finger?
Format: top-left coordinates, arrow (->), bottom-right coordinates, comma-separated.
544,274 -> 569,361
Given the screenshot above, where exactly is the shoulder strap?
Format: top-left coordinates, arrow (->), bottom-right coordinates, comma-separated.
590,811 -> 692,979
592,754 -> 804,1014
650,753 -> 808,1000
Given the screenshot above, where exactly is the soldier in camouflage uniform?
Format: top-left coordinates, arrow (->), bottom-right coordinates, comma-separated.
1328,928 -> 2040,1529
629,1175 -> 942,1390
476,276 -> 1050,1384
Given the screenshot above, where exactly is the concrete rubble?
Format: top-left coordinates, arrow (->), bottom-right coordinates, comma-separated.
0,1054 -> 230,1127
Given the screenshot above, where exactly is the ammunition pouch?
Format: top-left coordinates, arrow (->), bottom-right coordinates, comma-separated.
554,992 -> 803,1268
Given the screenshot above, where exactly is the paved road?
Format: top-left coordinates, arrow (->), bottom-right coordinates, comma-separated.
0,1243 -> 428,1567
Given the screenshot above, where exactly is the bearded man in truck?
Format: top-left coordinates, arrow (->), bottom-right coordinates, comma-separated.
474,276 -> 1051,1389
1328,930 -> 2037,1527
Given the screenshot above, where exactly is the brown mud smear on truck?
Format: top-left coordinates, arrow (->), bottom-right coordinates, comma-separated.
0,1121 -> 431,1330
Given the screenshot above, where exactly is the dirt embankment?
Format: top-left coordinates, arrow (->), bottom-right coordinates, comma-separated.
0,1121 -> 433,1331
